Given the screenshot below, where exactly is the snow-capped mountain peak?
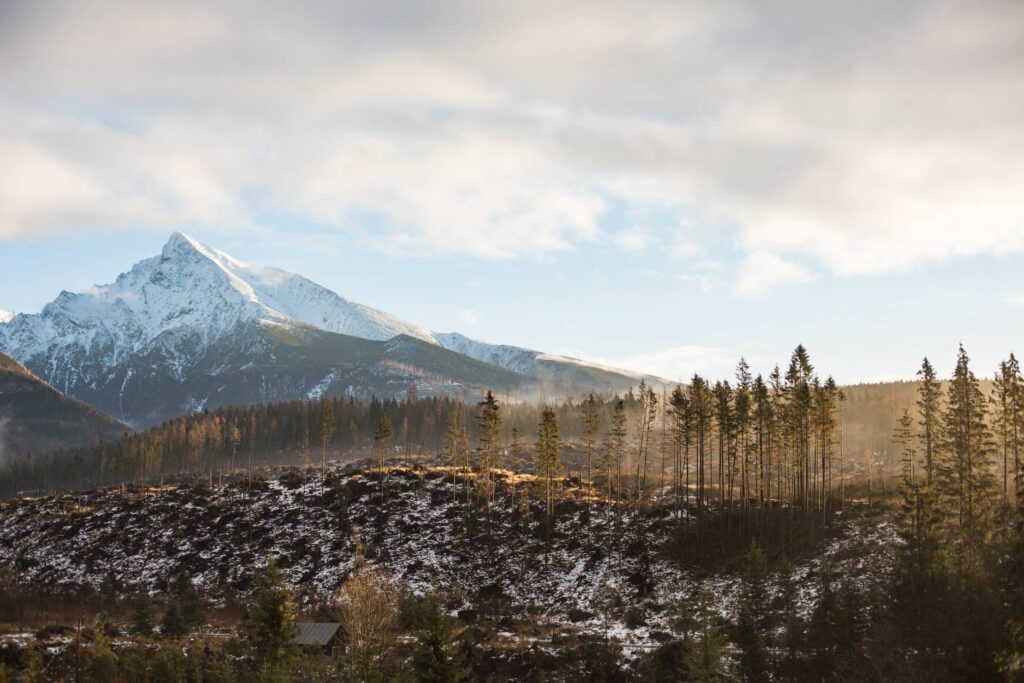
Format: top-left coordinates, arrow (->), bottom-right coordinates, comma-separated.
153,232 -> 437,344
0,232 -> 438,391
163,230 -> 242,265
0,232 -> 664,426
0,310 -> 13,324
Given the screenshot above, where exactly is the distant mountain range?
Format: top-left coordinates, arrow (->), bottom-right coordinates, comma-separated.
0,232 -> 666,427
0,349 -> 126,456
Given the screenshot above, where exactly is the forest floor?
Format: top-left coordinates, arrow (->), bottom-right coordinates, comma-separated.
0,462 -> 900,662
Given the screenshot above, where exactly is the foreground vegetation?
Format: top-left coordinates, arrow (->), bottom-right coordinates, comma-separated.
0,344 -> 1020,679
0,466 -> 898,682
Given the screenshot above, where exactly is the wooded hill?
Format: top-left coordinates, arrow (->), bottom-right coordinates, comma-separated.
0,350 -> 127,459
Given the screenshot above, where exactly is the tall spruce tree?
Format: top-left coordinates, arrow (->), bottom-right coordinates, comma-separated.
606,399 -> 627,498
318,399 -> 336,487
476,391 -> 501,506
536,407 -> 561,524
689,375 -> 714,551
785,345 -> 815,514
668,385 -> 691,522
992,355 -> 1023,504
735,360 -> 753,515
374,413 -> 394,504
752,375 -> 773,510
712,380 -> 734,510
580,393 -> 600,491
509,425 -> 521,507
891,405 -> 948,657
241,557 -> 298,675
916,357 -> 942,487
938,345 -> 997,575
443,412 -> 461,503
1009,354 -> 1024,493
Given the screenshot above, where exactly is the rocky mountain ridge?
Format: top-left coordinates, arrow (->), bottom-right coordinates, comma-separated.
0,233 -> 665,426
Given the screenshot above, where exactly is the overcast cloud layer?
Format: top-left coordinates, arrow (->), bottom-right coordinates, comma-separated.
1,0 -> 1023,295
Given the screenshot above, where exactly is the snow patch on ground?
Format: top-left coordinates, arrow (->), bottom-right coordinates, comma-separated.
0,466 -> 898,656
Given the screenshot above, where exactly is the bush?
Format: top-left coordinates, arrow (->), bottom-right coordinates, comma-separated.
161,572 -> 206,638
278,469 -> 305,490
624,606 -> 646,629
570,638 -> 624,682
635,640 -> 692,682
152,643 -> 200,682
399,592 -> 443,632
410,595 -> 468,683
129,590 -> 154,637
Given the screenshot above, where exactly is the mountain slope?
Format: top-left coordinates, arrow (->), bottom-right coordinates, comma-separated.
0,350 -> 127,457
435,332 -> 669,395
28,320 -> 523,427
0,233 -> 664,426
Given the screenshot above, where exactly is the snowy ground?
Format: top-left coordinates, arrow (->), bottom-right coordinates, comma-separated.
0,465 -> 899,654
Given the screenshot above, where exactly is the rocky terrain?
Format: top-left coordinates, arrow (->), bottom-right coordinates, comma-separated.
0,463 -> 899,657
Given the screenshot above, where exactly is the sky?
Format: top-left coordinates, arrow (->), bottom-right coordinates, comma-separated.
1,1 -> 1023,384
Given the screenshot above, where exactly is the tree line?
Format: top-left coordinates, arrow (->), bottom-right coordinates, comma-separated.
0,392 -> 619,497
882,347 -> 1023,678
0,386 -> 661,497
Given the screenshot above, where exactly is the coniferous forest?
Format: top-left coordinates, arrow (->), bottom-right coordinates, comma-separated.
0,344 -> 1021,681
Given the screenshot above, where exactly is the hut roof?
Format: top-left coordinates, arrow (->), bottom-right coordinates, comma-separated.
294,622 -> 341,646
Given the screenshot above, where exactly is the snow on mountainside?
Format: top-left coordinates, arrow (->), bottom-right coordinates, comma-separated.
534,352 -> 650,380
0,232 -> 439,392
0,232 -> 667,427
0,233 -> 447,424
0,310 -> 12,324
0,231 -> 435,366
433,332 -> 542,374
435,332 -> 666,388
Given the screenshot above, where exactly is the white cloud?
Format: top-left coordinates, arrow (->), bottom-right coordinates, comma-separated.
677,258 -> 724,294
457,308 -> 481,325
668,230 -> 703,261
611,225 -> 657,252
679,273 -> 714,295
1,0 -> 1022,281
734,252 -> 812,297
